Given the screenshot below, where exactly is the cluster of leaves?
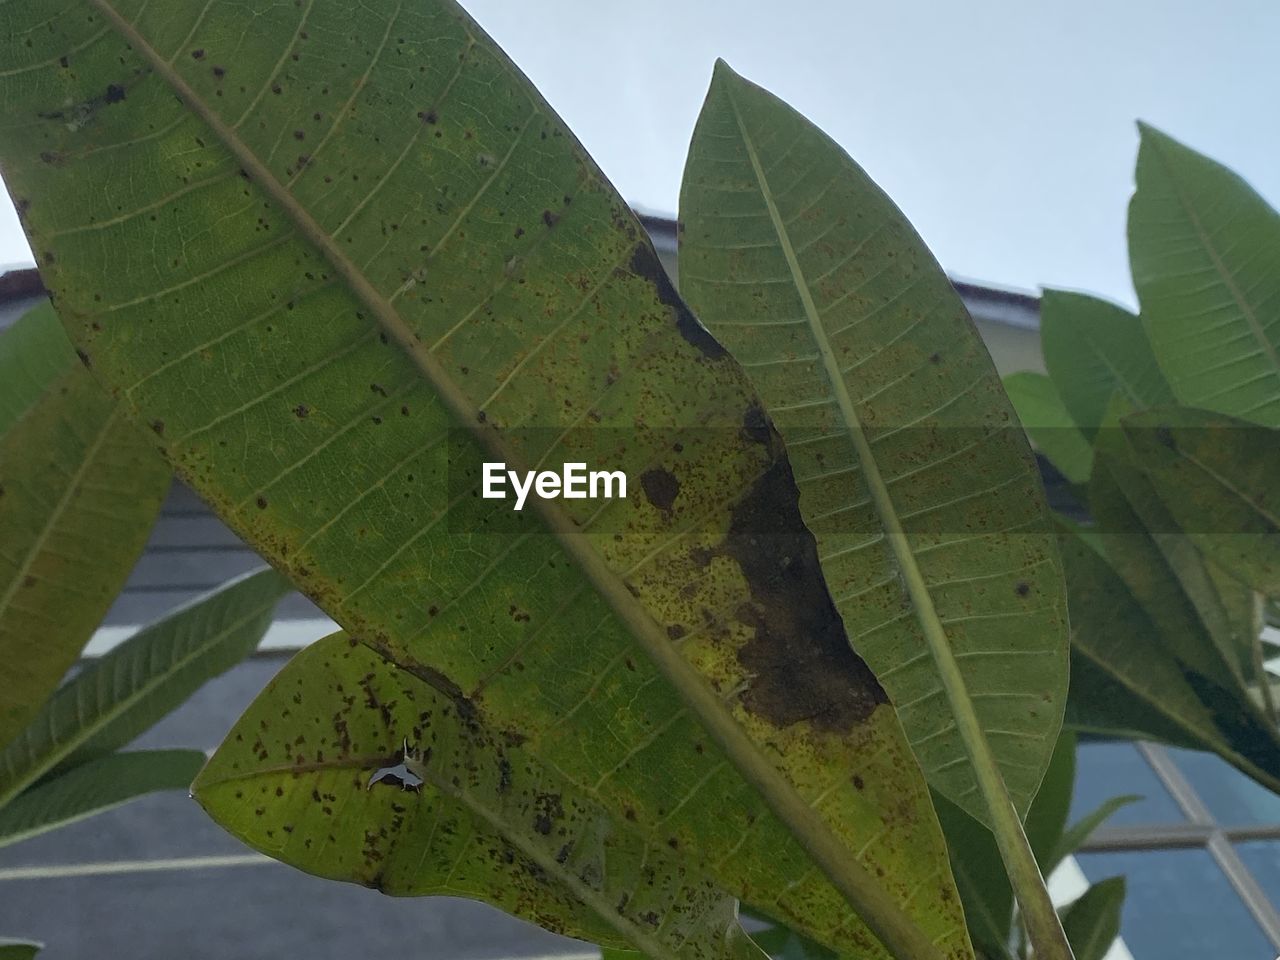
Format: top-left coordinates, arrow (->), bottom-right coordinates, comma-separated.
1006,126 -> 1280,797
0,3 -> 1277,960
0,302 -> 292,953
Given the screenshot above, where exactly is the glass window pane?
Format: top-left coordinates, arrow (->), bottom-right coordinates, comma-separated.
1072,741 -> 1184,826
1077,849 -> 1273,959
1168,747 -> 1280,826
1236,841 -> 1280,902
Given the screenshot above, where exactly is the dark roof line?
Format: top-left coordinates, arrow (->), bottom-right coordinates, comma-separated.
0,266 -> 42,303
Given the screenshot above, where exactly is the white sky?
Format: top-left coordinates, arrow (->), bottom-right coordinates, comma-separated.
3,0 -> 1279,308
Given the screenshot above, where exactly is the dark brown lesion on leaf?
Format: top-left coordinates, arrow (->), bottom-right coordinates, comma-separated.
741,405 -> 772,446
627,242 -> 727,360
725,456 -> 888,733
639,467 -> 680,513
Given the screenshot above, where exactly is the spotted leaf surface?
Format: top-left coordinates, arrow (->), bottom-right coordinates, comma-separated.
0,3 -> 967,958
196,633 -> 767,960
679,62 -> 1067,823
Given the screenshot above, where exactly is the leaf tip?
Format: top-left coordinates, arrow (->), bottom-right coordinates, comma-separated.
711,57 -> 740,85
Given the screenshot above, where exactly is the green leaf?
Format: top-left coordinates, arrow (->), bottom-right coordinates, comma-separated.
196,633 -> 766,960
933,732 -> 1075,960
933,793 -> 1015,960
679,58 -> 1067,827
1087,455 -> 1243,693
0,941 -> 41,960
1059,525 -> 1280,792
0,567 -> 289,806
1039,289 -> 1173,438
679,59 -> 1067,959
1122,407 -> 1280,595
1001,372 -> 1093,484
1023,732 -> 1076,869
0,7 -> 965,959
1059,878 -> 1125,960
1047,796 -> 1140,873
0,749 -> 203,848
0,302 -> 170,749
1130,124 -> 1280,427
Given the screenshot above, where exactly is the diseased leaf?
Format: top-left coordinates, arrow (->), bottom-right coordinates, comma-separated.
1059,877 -> 1125,960
1130,124 -> 1280,426
0,749 -> 203,848
678,61 -> 1067,958
0,303 -> 170,749
0,5 -> 965,958
1123,407 -> 1280,595
0,567 -> 290,805
1039,289 -> 1172,438
1002,372 -> 1092,484
196,633 -> 767,960
678,58 -> 1066,826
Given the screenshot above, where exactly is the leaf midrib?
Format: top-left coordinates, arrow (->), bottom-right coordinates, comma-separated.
1148,136 -> 1280,382
1070,636 -> 1280,792
85,7 -> 937,956
199,754 -> 693,960
720,72 -> 1073,958
720,78 -> 1002,804
1172,442 -> 1280,530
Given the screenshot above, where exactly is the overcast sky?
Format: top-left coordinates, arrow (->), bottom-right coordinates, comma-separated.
3,0 -> 1278,308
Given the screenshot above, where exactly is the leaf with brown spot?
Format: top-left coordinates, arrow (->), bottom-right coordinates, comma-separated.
196,633 -> 766,960
679,62 -> 1068,957
0,7 -> 965,960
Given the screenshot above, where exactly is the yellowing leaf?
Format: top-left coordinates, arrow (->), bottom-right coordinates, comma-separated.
0,4 -> 966,958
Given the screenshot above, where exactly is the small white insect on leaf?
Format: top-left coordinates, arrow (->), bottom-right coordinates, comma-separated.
366,737 -> 427,792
